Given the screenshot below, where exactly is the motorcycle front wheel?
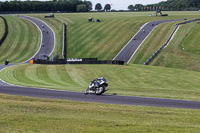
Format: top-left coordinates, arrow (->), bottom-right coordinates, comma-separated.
84,87 -> 89,95
95,86 -> 105,95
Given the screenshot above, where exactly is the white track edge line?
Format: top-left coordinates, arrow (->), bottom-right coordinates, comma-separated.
164,25 -> 180,48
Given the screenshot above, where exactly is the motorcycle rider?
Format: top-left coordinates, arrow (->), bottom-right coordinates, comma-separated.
90,77 -> 106,90
5,59 -> 9,65
84,77 -> 108,95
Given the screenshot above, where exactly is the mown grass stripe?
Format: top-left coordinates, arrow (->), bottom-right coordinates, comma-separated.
12,65 -> 45,86
10,18 -> 27,62
15,19 -> 35,62
46,65 -> 79,87
71,20 -> 117,58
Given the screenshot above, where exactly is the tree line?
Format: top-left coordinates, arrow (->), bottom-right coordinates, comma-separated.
0,0 -> 92,12
128,0 -> 200,11
95,3 -> 111,12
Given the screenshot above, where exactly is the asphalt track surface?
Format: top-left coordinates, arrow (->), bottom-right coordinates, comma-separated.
113,19 -> 183,63
1,17 -> 200,110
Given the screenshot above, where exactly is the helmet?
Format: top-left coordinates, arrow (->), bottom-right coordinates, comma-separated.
101,77 -> 106,82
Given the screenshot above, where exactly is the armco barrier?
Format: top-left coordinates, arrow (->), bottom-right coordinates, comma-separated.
144,19 -> 200,65
0,16 -> 8,46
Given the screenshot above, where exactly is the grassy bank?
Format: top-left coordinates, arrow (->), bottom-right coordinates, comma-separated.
0,16 -> 40,64
0,94 -> 199,133
1,64 -> 200,101
150,22 -> 200,71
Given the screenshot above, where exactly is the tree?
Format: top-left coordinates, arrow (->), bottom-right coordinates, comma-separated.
95,3 -> 102,11
134,4 -> 143,11
104,4 -> 111,12
128,5 -> 134,11
77,4 -> 88,12
84,0 -> 92,11
0,0 -> 92,12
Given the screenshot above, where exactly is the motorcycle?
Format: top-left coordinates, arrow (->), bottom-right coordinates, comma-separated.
84,77 -> 108,95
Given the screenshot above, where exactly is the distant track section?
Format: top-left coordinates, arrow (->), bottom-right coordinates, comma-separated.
20,16 -> 55,61
113,19 -> 183,63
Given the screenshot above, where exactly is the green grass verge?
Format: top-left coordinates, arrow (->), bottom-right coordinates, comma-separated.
27,11 -> 200,60
150,22 -> 200,71
0,16 -> 40,64
0,94 -> 200,133
0,17 -> 5,39
1,64 -> 200,101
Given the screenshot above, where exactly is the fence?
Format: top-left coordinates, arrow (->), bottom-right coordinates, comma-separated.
144,19 -> 200,65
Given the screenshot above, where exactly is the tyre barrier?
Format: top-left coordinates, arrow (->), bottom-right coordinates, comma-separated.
44,16 -> 54,18
32,58 -> 124,65
44,14 -> 54,18
0,16 -> 8,46
144,19 -> 200,65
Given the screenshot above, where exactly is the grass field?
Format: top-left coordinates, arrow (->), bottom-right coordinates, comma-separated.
150,21 -> 200,71
0,17 -> 5,40
0,16 -> 40,64
0,94 -> 200,133
1,64 -> 200,101
27,11 -> 200,60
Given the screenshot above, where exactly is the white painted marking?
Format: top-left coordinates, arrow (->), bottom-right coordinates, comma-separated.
164,25 -> 180,48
